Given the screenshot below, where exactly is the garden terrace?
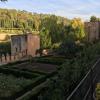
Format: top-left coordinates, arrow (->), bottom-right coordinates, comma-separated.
3,62 -> 58,75
1,55 -> 66,75
0,58 -> 60,99
0,62 -> 48,100
33,56 -> 67,65
0,72 -> 44,100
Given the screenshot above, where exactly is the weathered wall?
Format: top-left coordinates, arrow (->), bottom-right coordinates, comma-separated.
84,22 -> 100,42
0,51 -> 27,64
11,33 -> 40,57
27,34 -> 40,56
11,35 -> 27,55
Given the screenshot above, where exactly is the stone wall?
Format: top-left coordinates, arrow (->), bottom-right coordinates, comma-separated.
84,22 -> 100,42
11,35 -> 27,55
0,50 -> 27,64
27,34 -> 40,56
11,33 -> 40,57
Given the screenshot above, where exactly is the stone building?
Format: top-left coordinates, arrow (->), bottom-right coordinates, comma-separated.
84,22 -> 100,42
11,33 -> 40,56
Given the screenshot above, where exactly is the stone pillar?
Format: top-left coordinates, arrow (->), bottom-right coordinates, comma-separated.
11,55 -> 15,62
0,57 -> 2,63
18,52 -> 23,58
6,53 -> 11,63
15,54 -> 19,61
1,54 -> 6,63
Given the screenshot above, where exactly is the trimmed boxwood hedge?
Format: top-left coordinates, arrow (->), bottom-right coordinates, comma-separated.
0,67 -> 39,79
3,66 -> 49,75
0,75 -> 45,100
2,59 -> 29,67
33,57 -> 66,65
15,71 -> 58,100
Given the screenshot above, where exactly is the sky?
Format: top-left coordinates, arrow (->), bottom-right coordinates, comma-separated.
0,0 -> 100,20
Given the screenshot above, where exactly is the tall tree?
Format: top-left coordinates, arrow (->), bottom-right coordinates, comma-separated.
90,16 -> 98,22
40,28 -> 51,48
71,18 -> 85,39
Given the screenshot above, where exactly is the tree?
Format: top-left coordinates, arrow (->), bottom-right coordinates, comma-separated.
0,8 -> 73,49
58,34 -> 78,57
71,18 -> 85,39
0,0 -> 7,2
90,16 -> 98,22
40,28 -> 52,49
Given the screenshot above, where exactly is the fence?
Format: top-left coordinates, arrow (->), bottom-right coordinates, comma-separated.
0,50 -> 27,64
67,58 -> 100,100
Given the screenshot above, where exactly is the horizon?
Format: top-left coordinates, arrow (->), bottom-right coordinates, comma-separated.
0,0 -> 100,21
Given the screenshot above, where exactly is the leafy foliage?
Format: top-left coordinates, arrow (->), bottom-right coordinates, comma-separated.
0,73 -> 33,97
0,9 -> 86,49
40,28 -> 51,49
38,41 -> 100,100
90,16 -> 100,22
0,41 -> 11,55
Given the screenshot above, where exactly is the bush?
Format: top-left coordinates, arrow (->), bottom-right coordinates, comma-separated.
0,41 -> 11,55
38,41 -> 100,100
0,73 -> 34,99
0,67 -> 38,79
33,56 -> 66,65
58,37 -> 83,58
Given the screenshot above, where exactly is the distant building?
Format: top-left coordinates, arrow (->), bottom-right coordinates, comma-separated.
11,33 -> 40,56
84,22 -> 100,42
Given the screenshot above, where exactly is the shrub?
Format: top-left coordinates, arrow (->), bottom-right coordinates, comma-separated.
38,41 -> 100,100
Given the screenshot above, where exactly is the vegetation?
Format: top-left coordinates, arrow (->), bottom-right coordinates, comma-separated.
0,8 -> 100,100
90,16 -> 100,22
0,8 -> 85,49
0,73 -> 33,98
33,56 -> 66,65
0,41 -> 11,55
96,83 -> 100,100
0,59 -> 59,99
0,0 -> 7,1
38,41 -> 100,100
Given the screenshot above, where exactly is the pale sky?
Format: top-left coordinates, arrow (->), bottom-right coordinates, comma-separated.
0,0 -> 100,20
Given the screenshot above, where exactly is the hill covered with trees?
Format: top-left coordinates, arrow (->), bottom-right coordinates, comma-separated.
0,8 -> 69,31
0,8 -> 85,49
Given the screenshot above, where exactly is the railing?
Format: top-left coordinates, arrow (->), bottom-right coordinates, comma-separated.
67,58 -> 100,100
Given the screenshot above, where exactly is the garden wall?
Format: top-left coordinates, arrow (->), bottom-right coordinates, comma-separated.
0,50 -> 27,64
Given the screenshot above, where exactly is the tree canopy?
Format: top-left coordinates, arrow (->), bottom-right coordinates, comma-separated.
90,16 -> 100,22
0,8 -> 85,49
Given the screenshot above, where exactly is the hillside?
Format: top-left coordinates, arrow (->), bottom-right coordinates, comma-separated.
0,8 -> 69,32
0,8 -> 84,49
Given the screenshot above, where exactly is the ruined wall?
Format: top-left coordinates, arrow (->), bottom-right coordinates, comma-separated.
11,35 -> 27,55
27,34 -> 40,56
84,22 -> 100,42
20,35 -> 27,52
0,50 -> 27,65
11,33 -> 40,57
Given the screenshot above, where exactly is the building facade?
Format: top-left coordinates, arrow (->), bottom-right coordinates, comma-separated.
84,22 -> 100,42
11,33 -> 40,56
